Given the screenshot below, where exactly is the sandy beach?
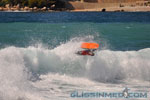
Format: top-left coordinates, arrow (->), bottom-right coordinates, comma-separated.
72,6 -> 150,12
0,4 -> 150,12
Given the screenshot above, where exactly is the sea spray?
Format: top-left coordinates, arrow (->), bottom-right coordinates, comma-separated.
0,44 -> 150,100
1,41 -> 150,83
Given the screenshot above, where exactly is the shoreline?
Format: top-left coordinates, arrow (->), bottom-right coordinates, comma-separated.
70,6 -> 150,12
0,6 -> 150,12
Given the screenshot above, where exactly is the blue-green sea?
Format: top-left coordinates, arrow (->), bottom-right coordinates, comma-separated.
0,12 -> 150,100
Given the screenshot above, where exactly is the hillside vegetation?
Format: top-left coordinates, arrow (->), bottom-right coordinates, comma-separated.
0,0 -> 56,8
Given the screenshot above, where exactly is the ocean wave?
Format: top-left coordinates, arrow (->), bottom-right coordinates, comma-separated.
0,41 -> 150,82
0,40 -> 150,99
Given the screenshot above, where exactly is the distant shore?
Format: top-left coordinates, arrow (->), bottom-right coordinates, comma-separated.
0,6 -> 150,12
0,6 -> 55,12
72,6 -> 150,12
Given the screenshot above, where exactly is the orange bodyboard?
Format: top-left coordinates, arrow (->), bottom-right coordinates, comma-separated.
81,42 -> 99,49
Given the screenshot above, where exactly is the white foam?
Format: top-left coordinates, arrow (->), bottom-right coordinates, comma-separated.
0,39 -> 150,100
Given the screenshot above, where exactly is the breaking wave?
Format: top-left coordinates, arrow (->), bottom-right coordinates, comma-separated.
0,37 -> 150,99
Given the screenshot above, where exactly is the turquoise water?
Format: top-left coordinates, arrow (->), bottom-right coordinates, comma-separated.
0,22 -> 150,50
0,12 -> 150,50
0,12 -> 150,100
